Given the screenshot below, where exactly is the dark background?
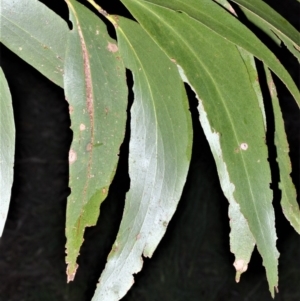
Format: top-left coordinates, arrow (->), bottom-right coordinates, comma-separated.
0,1 -> 299,300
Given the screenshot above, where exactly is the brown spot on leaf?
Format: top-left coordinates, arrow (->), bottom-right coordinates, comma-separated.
102,188 -> 107,194
86,143 -> 92,152
107,42 -> 118,53
69,149 -> 77,164
69,106 -> 74,114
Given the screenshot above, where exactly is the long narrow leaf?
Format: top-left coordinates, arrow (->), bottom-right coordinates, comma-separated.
92,17 -> 192,301
0,68 -> 15,237
231,0 -> 300,61
1,0 -> 69,87
64,0 -> 128,281
265,69 -> 300,233
127,0 -> 300,107
121,0 -> 279,295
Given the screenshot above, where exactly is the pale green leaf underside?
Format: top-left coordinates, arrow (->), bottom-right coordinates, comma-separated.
231,0 -> 300,61
0,0 -> 68,87
0,68 -> 15,237
121,0 -> 279,295
131,0 -> 300,107
64,0 -> 128,281
265,69 -> 300,234
92,17 -> 192,301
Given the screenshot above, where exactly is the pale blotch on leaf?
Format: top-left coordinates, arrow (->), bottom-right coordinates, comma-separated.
80,123 -> 86,131
69,106 -> 74,114
234,259 -> 248,283
107,42 -> 118,53
69,149 -> 77,164
67,263 -> 78,283
240,143 -> 248,151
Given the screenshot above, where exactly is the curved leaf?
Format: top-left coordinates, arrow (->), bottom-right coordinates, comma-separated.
121,0 -> 279,295
231,0 -> 300,61
229,47 -> 268,282
130,0 -> 300,107
64,0 -> 128,281
0,0 -> 68,87
0,68 -> 15,237
92,17 -> 192,301
265,69 -> 300,233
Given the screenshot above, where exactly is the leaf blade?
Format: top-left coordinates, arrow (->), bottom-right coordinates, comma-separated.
1,0 -> 69,87
64,0 -> 128,280
0,68 -> 15,237
92,17 -> 192,301
121,0 -> 279,295
231,0 -> 300,59
265,69 -> 300,233
131,0 -> 300,106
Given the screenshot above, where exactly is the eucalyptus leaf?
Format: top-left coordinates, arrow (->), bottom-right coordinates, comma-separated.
265,69 -> 300,234
132,0 -> 300,106
231,0 -> 300,61
1,0 -> 68,87
92,16 -> 192,301
64,0 -> 127,280
0,68 -> 15,237
121,0 -> 279,295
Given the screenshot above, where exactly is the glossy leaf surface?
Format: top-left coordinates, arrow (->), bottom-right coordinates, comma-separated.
92,17 -> 192,301
64,0 -> 128,281
121,0 -> 279,295
1,0 -> 68,87
0,68 -> 15,237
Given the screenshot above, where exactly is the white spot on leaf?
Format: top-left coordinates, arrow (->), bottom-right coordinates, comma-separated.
69,149 -> 77,164
80,123 -> 86,131
240,143 -> 248,151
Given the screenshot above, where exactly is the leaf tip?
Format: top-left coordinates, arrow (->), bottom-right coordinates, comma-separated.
233,259 -> 248,283
67,263 -> 79,283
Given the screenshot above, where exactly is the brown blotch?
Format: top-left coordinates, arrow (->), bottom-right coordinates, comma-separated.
86,143 -> 92,152
107,42 -> 118,53
69,106 -> 74,114
102,188 -> 107,194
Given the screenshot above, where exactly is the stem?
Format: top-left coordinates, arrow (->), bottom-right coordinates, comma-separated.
86,0 -> 118,27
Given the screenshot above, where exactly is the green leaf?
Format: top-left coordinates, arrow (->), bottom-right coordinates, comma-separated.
125,0 -> 300,107
231,0 -> 300,61
92,17 -> 192,301
265,69 -> 300,234
229,47 -> 268,282
0,68 -> 15,237
64,0 -> 128,281
121,0 -> 279,295
0,0 -> 68,87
